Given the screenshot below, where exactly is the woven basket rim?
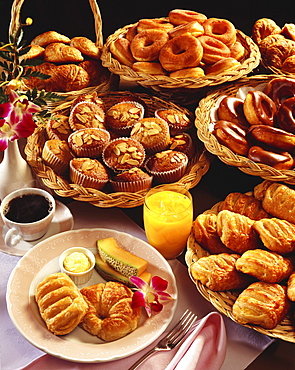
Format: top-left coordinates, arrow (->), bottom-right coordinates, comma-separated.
101,21 -> 261,91
185,200 -> 295,342
195,73 -> 295,185
25,90 -> 212,208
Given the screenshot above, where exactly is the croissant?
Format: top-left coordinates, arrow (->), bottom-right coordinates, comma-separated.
232,281 -> 289,329
51,64 -> 90,92
31,31 -> 71,47
265,39 -> 295,68
35,272 -> 88,335
80,281 -> 141,341
70,36 -> 100,59
287,271 -> 295,301
21,45 -> 45,60
44,42 -> 84,63
252,18 -> 281,45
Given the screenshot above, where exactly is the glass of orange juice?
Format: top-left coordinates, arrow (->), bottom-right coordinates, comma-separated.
143,184 -> 193,259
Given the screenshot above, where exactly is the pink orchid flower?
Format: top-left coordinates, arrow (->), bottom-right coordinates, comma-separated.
130,275 -> 174,317
0,90 -> 40,151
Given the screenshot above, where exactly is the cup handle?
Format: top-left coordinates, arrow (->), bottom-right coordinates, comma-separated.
5,227 -> 23,247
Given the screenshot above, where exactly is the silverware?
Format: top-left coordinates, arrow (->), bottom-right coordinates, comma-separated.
128,309 -> 198,370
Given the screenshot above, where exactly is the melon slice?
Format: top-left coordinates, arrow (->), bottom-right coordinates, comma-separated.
97,237 -> 148,277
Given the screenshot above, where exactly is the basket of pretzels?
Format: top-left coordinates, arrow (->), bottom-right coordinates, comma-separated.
100,9 -> 260,106
9,0 -> 119,111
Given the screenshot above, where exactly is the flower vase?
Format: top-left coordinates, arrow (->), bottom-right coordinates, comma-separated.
0,139 -> 36,201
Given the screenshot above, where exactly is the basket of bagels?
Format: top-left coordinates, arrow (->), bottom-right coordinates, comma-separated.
186,180 -> 295,342
9,0 -> 118,110
100,8 -> 260,105
195,74 -> 295,185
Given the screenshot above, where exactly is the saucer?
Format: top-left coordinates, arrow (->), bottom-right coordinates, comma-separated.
0,200 -> 74,256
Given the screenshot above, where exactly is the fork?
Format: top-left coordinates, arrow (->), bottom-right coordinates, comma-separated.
128,309 -> 198,370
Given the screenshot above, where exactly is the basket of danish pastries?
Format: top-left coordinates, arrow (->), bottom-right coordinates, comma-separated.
252,17 -> 295,76
24,90 -> 211,208
186,180 -> 295,341
196,74 -> 295,185
9,0 -> 118,110
100,9 -> 260,105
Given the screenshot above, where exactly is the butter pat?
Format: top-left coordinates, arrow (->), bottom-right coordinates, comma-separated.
63,251 -> 91,273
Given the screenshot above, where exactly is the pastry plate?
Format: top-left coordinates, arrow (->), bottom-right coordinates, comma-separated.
6,228 -> 178,363
0,200 -> 74,256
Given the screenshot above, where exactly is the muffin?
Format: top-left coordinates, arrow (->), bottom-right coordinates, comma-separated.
117,94 -> 149,115
155,108 -> 192,135
69,157 -> 109,189
168,133 -> 195,159
110,167 -> 153,192
130,117 -> 170,155
105,101 -> 144,136
68,128 -> 110,158
46,114 -> 72,141
70,91 -> 106,112
145,150 -> 188,183
69,101 -> 105,131
42,139 -> 74,174
102,138 -> 145,172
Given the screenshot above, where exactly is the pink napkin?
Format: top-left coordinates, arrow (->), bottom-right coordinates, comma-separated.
19,312 -> 226,370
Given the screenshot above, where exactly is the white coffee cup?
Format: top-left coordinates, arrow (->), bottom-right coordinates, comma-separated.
0,188 -> 56,247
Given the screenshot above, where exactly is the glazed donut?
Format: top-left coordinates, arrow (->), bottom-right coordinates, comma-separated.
168,9 -> 207,25
277,97 -> 295,133
217,96 -> 249,128
137,17 -> 174,33
252,18 -> 281,45
265,39 -> 295,68
230,41 -> 245,61
281,23 -> 295,42
131,29 -> 169,62
248,146 -> 294,170
110,37 -> 135,67
205,57 -> 240,75
159,34 -> 203,72
264,77 -> 295,107
282,55 -> 295,73
168,21 -> 204,38
203,18 -> 237,47
198,35 -> 230,64
169,66 -> 205,78
243,90 -> 277,126
133,61 -> 166,75
213,120 -> 249,156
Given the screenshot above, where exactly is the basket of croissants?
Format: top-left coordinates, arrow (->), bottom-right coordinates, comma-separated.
186,181 -> 295,341
9,0 -> 119,110
195,73 -> 295,185
252,17 -> 295,76
100,8 -> 260,106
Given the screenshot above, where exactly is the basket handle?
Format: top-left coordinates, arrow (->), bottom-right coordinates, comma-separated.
9,0 -> 103,48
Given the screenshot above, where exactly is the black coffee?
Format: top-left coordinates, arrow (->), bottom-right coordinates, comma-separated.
3,193 -> 52,223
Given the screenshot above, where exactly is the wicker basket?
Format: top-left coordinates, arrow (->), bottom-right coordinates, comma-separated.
9,0 -> 119,110
185,201 -> 295,342
101,21 -> 261,106
195,74 -> 295,185
25,91 -> 212,208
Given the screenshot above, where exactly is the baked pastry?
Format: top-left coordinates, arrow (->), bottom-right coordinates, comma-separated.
216,210 -> 260,254
252,18 -> 281,45
79,59 -> 110,86
167,133 -> 195,159
42,139 -> 73,174
80,281 -> 141,341
287,271 -> 295,301
70,36 -> 100,59
232,281 -> 289,329
265,39 -> 295,68
258,34 -> 286,59
253,218 -> 295,254
253,181 -> 295,224
21,45 -> 45,60
70,91 -> 106,112
46,114 -> 72,141
154,108 -> 192,135
35,272 -> 88,335
44,42 -> 84,63
68,128 -> 110,158
219,192 -> 269,220
190,253 -> 251,291
31,31 -> 71,47
110,167 -> 153,192
69,101 -> 105,131
236,249 -> 293,283
192,213 -> 234,254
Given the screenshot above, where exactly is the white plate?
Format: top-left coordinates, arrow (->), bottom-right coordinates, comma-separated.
0,200 -> 74,256
6,228 -> 178,363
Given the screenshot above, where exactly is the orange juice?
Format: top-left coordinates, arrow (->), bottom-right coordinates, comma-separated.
144,187 -> 193,259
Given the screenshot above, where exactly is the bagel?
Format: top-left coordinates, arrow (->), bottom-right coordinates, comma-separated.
168,21 -> 204,38
203,18 -> 237,47
168,9 -> 207,25
205,57 -> 240,75
131,29 -> 169,62
137,17 -> 174,32
110,37 -> 135,67
133,61 -> 167,75
159,34 -> 203,72
198,35 -> 231,64
230,41 -> 245,61
169,66 -> 205,78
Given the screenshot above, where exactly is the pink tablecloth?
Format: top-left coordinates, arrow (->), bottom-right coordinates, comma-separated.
0,202 -> 273,370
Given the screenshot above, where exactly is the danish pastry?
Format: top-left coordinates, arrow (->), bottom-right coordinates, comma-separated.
232,281 -> 289,329
35,272 -> 88,335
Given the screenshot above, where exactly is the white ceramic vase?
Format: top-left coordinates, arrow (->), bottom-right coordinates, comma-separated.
0,139 -> 36,201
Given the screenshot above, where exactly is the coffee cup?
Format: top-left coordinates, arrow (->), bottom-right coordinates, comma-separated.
0,188 -> 56,247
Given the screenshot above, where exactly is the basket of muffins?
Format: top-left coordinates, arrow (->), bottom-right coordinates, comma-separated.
195,73 -> 295,185
25,90 -> 212,208
185,181 -> 295,342
9,0 -> 119,110
100,8 -> 260,106
252,17 -> 295,76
